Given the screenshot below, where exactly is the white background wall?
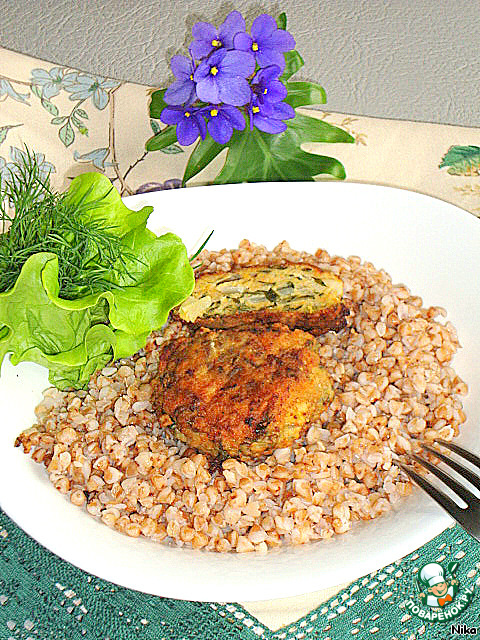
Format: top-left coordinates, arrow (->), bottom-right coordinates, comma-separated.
1,0 -> 479,126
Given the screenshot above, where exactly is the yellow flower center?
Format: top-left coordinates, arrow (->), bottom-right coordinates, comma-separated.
252,106 -> 260,113
263,88 -> 268,94
210,66 -> 219,76
211,39 -> 222,47
210,108 -> 219,117
184,111 -> 191,117
189,74 -> 194,80
252,42 -> 259,52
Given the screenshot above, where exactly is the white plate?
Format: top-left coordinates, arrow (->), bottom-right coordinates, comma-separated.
1,182 -> 479,603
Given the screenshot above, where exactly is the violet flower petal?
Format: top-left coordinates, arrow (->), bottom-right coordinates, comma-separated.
221,105 -> 246,130
196,113 -> 207,139
190,39 -> 214,60
233,31 -> 253,52
220,50 -> 255,77
253,100 -> 274,117
195,75 -> 221,103
256,49 -> 286,70
208,112 -> 234,144
251,14 -> 277,41
265,29 -> 296,52
218,76 -> 252,106
177,118 -> 200,146
193,58 -> 211,82
192,21 -> 217,42
160,106 -> 184,125
253,65 -> 282,84
271,101 -> 295,120
252,66 -> 286,104
262,79 -> 287,104
194,49 -> 227,82
164,80 -> 196,106
253,114 -> 287,134
190,22 -> 218,60
170,55 -> 193,80
200,104 -> 245,131
218,10 -> 246,48
209,48 -> 228,66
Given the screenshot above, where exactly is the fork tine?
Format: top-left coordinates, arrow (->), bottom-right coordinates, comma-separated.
396,461 -> 469,527
435,439 -> 480,468
410,453 -> 474,506
420,442 -> 480,492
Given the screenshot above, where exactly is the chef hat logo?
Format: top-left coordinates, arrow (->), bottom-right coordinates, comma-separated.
419,562 -> 446,588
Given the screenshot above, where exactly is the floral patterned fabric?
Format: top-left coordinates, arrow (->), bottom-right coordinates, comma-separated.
1,45 -> 480,639
1,46 -> 480,213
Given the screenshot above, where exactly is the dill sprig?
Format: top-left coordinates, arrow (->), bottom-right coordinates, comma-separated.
0,150 -> 134,299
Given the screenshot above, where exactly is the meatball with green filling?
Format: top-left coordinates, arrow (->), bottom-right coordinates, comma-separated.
176,264 -> 348,335
152,325 -> 333,462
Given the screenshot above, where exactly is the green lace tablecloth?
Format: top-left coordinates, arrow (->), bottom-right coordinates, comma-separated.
1,45 -> 480,640
1,509 -> 480,640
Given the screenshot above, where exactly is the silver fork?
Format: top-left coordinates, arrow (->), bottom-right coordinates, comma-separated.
396,439 -> 480,542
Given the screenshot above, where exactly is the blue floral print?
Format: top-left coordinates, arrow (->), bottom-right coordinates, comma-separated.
0,78 -> 29,104
62,73 -> 120,110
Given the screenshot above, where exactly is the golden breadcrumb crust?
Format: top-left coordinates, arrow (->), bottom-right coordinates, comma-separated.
153,325 -> 333,461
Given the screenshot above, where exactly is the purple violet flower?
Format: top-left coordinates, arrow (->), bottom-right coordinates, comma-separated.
234,14 -> 295,70
249,96 -> 295,134
251,65 -> 287,106
190,10 -> 246,60
194,48 -> 255,106
164,55 -> 196,105
160,105 -> 206,146
201,104 -> 245,144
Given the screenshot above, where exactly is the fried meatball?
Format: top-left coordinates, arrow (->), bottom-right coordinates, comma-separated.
176,264 -> 349,336
153,325 -> 333,461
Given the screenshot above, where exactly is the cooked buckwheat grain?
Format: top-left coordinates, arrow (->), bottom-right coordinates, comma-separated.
16,241 -> 468,552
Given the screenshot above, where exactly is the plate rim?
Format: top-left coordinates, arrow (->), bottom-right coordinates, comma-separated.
0,180 -> 478,602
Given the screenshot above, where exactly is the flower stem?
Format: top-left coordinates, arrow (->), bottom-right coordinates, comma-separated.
108,86 -> 132,195
0,74 -> 31,87
122,151 -> 149,183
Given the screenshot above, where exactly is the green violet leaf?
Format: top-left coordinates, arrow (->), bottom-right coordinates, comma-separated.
182,136 -> 225,185
287,113 -> 353,144
146,125 -> 178,152
149,89 -> 168,119
285,81 -> 327,108
277,12 -> 287,29
184,113 -> 353,185
281,50 -> 304,82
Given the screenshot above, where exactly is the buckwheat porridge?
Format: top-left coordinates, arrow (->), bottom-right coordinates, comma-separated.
16,240 -> 468,553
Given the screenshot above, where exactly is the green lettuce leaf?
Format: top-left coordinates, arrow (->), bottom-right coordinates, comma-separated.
65,172 -> 153,237
0,253 -> 115,385
0,174 -> 195,389
106,227 -> 195,335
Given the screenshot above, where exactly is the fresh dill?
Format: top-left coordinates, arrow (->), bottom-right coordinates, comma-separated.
0,150 -> 134,299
